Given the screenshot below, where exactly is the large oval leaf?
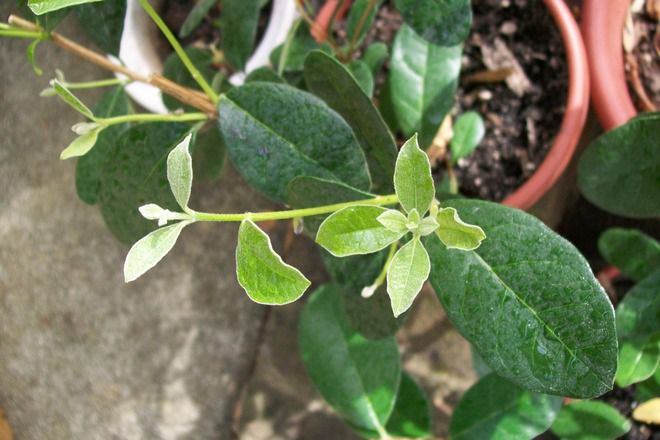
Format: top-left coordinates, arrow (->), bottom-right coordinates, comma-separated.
219,82 -> 371,202
425,199 -> 617,398
395,0 -> 472,47
298,284 -> 401,435
578,112 -> 660,218
304,50 -> 397,193
450,373 -> 562,440
390,24 -> 462,147
99,122 -> 190,244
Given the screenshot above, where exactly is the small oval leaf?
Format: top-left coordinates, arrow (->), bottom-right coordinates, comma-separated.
551,401 -> 631,440
50,79 -> 94,119
451,111 -> 485,163
435,206 -> 485,250
167,133 -> 193,210
394,134 -> 435,216
60,127 -> 102,160
387,237 -> 430,317
395,0 -> 472,47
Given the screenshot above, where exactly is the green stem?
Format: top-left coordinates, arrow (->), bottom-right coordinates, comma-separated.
0,29 -> 42,38
192,194 -> 399,223
62,78 -> 129,90
138,0 -> 219,104
98,112 -> 208,126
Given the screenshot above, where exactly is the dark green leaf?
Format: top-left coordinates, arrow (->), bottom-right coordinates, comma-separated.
346,0 -> 381,49
304,50 -> 397,193
321,248 -> 388,292
244,66 -> 285,84
451,111 -> 485,163
298,284 -> 401,435
450,373 -> 562,440
578,112 -> 660,218
347,60 -> 374,97
179,0 -> 216,38
218,82 -> 371,202
270,21 -> 331,73
425,199 -> 618,398
162,47 -> 216,112
616,269 -> 660,341
190,122 -> 225,181
75,0 -> 126,56
550,401 -> 631,440
341,285 -> 408,340
471,345 -> 492,378
76,87 -> 129,204
361,42 -> 388,77
221,0 -> 261,71
395,0 -> 472,46
98,122 -> 190,244
28,0 -> 101,15
286,176 -> 373,235
598,228 -> 660,282
636,368 -> 660,403
16,0 -> 69,30
390,24 -> 462,147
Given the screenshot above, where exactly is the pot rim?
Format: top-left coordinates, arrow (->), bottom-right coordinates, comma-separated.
581,0 -> 636,131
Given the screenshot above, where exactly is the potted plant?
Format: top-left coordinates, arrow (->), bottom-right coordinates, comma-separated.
1,0 -> 625,437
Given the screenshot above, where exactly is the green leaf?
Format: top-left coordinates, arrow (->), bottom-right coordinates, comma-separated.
550,401 -> 631,440
286,176 -> 373,235
26,38 -> 44,76
99,122 -> 189,244
390,24 -> 462,147
387,237 -> 430,317
16,0 -> 69,30
347,60 -> 374,97
377,209 -> 408,234
346,0 -> 381,49
471,345 -> 492,378
636,368 -> 660,403
221,0 -> 261,71
435,206 -> 485,250
417,215 -> 439,236
179,0 -> 216,38
425,199 -> 618,398
361,42 -> 388,77
236,219 -> 310,305
451,111 -> 485,163
75,0 -> 126,56
578,112 -> 660,218
616,336 -> 660,387
270,21 -> 331,73
321,248 -> 389,292
395,0 -> 472,46
316,206 -> 405,257
166,134 -> 194,210
60,126 -> 102,160
244,66 -> 285,84
394,134 -> 435,215
219,82 -> 371,202
76,87 -> 130,205
304,50 -> 397,193
298,284 -> 401,435
190,122 -> 225,180
123,220 -> 191,283
598,228 -> 660,282
616,269 -> 660,341
50,79 -> 94,119
341,285 -> 408,340
162,48 -> 216,112
28,0 -> 100,15
450,373 -> 562,440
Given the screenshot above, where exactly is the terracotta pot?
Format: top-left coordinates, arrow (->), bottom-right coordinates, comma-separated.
313,0 -> 590,227
312,0 -> 351,42
581,0 -> 637,130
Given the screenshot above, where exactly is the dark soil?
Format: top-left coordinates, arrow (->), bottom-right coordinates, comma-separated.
625,2 -> 660,112
452,0 -> 567,201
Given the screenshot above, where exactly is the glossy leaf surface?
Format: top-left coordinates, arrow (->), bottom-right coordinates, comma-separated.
387,237 -> 430,317
316,206 -> 405,257
236,219 -> 310,305
450,373 -> 562,440
550,401 -> 631,440
395,0 -> 472,46
219,82 -> 371,202
616,337 -> 660,387
425,199 -> 617,398
299,284 -> 400,435
390,24 -> 462,147
304,50 -> 397,193
598,228 -> 660,281
578,113 -> 660,218
394,135 -> 434,215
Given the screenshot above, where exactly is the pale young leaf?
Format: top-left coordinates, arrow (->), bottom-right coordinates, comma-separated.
394,134 -> 435,215
387,237 -> 430,317
28,0 -> 102,15
138,203 -> 192,227
124,220 -> 192,282
167,133 -> 194,210
377,209 -> 408,234
236,219 -> 310,305
50,79 -> 95,119
435,207 -> 485,250
417,215 -> 439,236
59,127 -> 102,160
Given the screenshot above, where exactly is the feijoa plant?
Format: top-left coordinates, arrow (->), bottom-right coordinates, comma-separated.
2,0 -> 624,437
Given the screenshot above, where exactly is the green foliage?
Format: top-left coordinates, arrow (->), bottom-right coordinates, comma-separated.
387,237 -> 430,317
426,199 -> 618,398
636,368 -> 660,403
76,87 -> 129,204
60,125 -> 102,159
270,21 -> 331,73
179,0 -> 215,38
451,111 -> 485,163
616,337 -> 660,387
361,42 -> 388,77
578,112 -> 660,218
304,50 -> 397,193
598,228 -> 660,281
220,0 -> 261,71
190,122 -> 225,180
166,134 -> 194,210
244,67 -> 284,84
162,48 -> 217,112
435,207 -> 485,250
16,0 -> 69,30
75,0 -> 126,56
393,134 -> 434,215
390,24 -> 462,147
550,401 -> 631,440
218,82 -> 371,202
346,0 -> 382,49
450,373 -> 562,440
341,285 -> 407,340
395,0 -> 472,46
50,79 -> 95,119
347,60 -> 374,97
321,248 -> 388,292
28,0 -> 100,15
236,219 -> 310,305
298,285 -> 401,437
